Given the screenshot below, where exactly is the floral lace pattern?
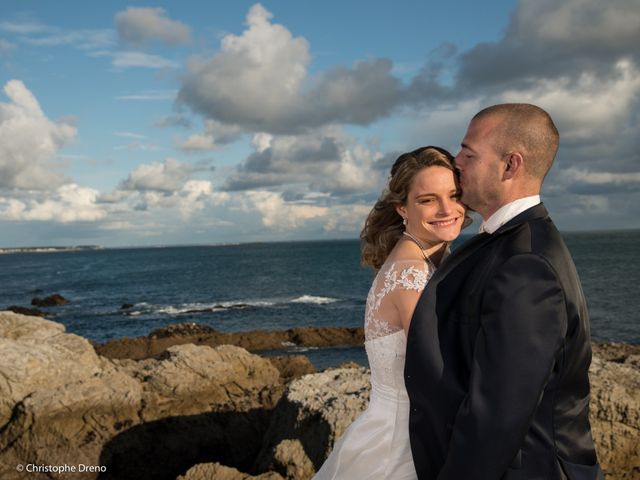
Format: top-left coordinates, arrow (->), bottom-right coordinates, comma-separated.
364,259 -> 434,341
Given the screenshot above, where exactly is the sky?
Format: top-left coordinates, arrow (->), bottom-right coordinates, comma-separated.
1,0 -> 639,247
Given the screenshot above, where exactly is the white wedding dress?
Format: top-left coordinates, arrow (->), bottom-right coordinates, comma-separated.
313,258 -> 434,479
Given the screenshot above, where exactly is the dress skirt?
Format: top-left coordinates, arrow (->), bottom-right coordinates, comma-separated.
313,379 -> 417,479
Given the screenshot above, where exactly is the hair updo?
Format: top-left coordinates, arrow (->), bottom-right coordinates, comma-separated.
360,146 -> 457,269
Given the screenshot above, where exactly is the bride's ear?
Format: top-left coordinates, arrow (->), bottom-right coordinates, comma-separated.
395,204 -> 407,219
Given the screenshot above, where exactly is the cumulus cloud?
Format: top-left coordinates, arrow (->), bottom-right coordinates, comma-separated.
128,180 -> 229,220
0,80 -> 76,190
242,190 -> 328,229
446,0 -> 640,95
178,4 -> 402,133
180,120 -> 245,151
121,158 -> 205,192
115,7 -> 192,46
0,184 -> 106,222
224,128 -> 383,196
405,0 -> 640,212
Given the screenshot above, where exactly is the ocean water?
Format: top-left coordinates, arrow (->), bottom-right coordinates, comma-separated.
1,230 -> 638,369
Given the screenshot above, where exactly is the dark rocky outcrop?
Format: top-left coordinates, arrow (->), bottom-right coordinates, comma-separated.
94,322 -> 364,360
5,305 -> 45,317
30,293 -> 70,307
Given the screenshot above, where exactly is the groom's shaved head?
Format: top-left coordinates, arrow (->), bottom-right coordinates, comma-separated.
473,103 -> 559,182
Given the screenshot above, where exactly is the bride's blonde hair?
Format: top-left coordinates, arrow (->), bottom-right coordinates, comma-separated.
360,146 -> 458,269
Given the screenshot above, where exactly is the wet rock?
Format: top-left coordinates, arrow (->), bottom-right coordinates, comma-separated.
30,293 -> 70,307
95,323 -> 364,360
5,305 -> 45,317
267,355 -> 316,383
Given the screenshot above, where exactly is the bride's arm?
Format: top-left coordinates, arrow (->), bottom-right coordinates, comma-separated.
388,261 -> 432,335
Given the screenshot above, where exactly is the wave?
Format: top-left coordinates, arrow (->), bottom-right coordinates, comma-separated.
290,295 -> 339,305
121,294 -> 340,317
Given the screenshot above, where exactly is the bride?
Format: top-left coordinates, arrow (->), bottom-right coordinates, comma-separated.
313,146 -> 467,479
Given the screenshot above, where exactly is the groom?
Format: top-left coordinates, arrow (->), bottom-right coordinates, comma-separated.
405,104 -> 603,479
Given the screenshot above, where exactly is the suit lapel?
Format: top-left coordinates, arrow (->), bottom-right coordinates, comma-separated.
434,203 -> 550,281
432,232 -> 492,281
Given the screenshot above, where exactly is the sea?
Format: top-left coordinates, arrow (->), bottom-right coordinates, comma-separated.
1,230 -> 638,370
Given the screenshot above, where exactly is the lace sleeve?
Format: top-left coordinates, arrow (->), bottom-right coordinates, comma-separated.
365,259 -> 435,340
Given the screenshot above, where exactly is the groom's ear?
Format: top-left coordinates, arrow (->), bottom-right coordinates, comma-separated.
502,152 -> 524,180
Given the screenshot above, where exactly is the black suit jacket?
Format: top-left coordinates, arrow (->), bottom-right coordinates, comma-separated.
405,204 -> 603,480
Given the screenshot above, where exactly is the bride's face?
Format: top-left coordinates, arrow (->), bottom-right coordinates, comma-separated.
396,165 -> 465,247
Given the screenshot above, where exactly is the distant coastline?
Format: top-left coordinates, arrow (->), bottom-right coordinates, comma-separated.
0,229 -> 639,254
0,245 -> 103,255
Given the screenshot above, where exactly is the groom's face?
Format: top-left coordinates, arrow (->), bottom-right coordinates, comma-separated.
454,116 -> 505,219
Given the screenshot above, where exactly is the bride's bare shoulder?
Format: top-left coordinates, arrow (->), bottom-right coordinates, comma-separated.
386,239 -> 424,263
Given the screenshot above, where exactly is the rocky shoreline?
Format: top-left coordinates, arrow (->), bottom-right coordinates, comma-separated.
94,322 -> 364,360
1,311 -> 638,480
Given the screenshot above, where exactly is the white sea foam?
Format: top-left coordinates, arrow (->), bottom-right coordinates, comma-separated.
290,295 -> 339,305
124,295 -> 335,317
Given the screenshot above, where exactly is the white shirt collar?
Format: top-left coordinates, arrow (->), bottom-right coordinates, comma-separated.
479,195 -> 541,234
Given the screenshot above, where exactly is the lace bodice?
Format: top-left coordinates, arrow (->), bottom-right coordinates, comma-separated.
364,259 -> 434,388
365,259 -> 434,341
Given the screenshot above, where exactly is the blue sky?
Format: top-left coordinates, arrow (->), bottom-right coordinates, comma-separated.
1,0 -> 639,247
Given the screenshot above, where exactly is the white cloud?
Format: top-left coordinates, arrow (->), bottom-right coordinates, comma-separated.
560,169 -> 640,185
323,204 -> 372,232
243,190 -> 328,229
122,158 -> 198,192
0,21 -> 52,34
497,60 -> 640,142
115,90 -> 177,101
0,184 -> 106,222
180,120 -> 245,151
0,79 -> 76,190
115,7 -> 192,46
225,127 -> 383,196
130,180 -> 229,219
23,29 -> 115,50
114,131 -> 146,139
112,51 -> 180,69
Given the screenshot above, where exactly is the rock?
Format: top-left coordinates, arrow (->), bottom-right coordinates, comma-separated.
178,463 -> 284,480
0,311 -> 284,480
267,355 -> 316,383
255,346 -> 640,480
589,350 -> 640,480
272,439 -> 316,480
256,367 -> 370,477
0,311 -> 637,480
5,305 -> 45,317
149,322 -> 216,337
592,342 -> 640,363
120,303 -> 134,310
30,293 -> 70,307
95,323 -> 364,360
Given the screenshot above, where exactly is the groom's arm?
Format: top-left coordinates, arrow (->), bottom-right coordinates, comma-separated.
437,253 -> 566,480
